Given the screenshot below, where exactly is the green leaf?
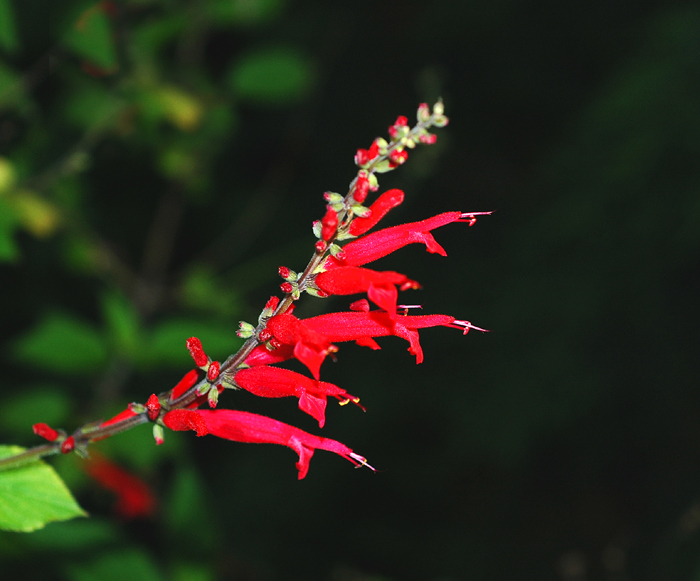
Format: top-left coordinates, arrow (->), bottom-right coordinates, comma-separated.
62,4 -> 118,71
23,518 -> 119,550
101,291 -> 142,360
65,548 -> 164,581
14,312 -> 108,374
0,387 -> 72,436
227,46 -> 315,106
0,446 -> 87,532
0,0 -> 19,53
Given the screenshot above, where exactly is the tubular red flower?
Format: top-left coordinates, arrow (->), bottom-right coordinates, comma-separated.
100,408 -> 139,428
265,313 -> 337,379
314,266 -> 419,320
169,369 -> 203,403
349,189 -> 404,236
245,343 -> 295,367
327,211 -> 468,268
83,453 -> 156,519
234,366 -> 362,428
302,311 -> 466,364
163,408 -> 372,479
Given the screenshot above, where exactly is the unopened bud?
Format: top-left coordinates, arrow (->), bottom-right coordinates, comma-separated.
33,423 -> 59,442
153,424 -> 164,445
146,394 -> 161,421
61,436 -> 75,454
207,386 -> 219,408
238,321 -> 256,338
417,103 -> 430,122
207,361 -> 220,382
321,207 -> 338,242
186,337 -> 209,367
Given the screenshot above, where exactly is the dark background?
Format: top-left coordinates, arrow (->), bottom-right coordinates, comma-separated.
1,1 -> 699,579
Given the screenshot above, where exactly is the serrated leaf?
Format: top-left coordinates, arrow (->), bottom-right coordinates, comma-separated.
63,4 -> 118,71
227,46 -> 314,105
0,446 -> 87,532
14,312 -> 108,374
0,0 -> 19,53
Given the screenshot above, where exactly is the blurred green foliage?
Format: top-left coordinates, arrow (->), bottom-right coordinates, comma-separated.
1,0 -> 700,579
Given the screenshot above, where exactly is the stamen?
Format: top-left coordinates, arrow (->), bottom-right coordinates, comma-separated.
458,210 -> 494,226
451,320 -> 489,334
348,452 -> 376,472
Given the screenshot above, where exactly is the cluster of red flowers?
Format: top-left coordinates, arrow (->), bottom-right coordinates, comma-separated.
30,102 -> 487,505
159,102 -> 488,479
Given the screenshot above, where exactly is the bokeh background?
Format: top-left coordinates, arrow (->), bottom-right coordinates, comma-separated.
1,1 -> 700,579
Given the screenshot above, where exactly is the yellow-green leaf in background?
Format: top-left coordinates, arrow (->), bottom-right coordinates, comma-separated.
0,446 -> 87,533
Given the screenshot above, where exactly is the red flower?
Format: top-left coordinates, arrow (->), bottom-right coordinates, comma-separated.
264,311 -> 483,374
163,408 -> 372,479
234,365 -> 362,427
314,266 -> 419,320
327,211 -> 471,268
83,453 -> 156,519
349,188 -> 405,236
264,313 -> 337,379
302,310 -> 482,364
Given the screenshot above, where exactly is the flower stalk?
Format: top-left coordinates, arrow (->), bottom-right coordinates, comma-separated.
0,100 -> 488,481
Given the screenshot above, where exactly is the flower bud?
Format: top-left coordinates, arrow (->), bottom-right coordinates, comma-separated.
61,436 -> 75,454
354,173 -> 370,203
146,394 -> 161,421
238,321 -> 256,338
207,361 -> 220,382
186,337 -> 209,367
417,103 -> 430,122
33,423 -> 59,442
153,424 -> 164,445
321,207 -> 338,242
